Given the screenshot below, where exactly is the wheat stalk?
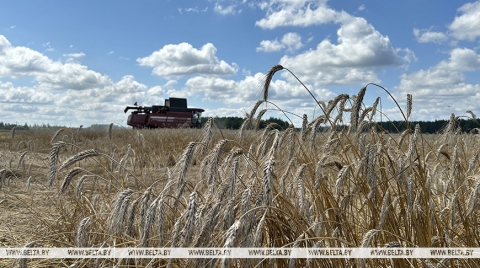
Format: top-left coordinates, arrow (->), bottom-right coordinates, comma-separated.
137,132 -> 145,147
200,118 -> 214,155
156,197 -> 166,246
125,197 -> 140,237
26,176 -> 32,190
59,149 -> 100,171
222,198 -> 235,232
264,65 -> 284,101
50,128 -> 65,143
175,142 -> 196,186
300,114 -> 308,142
17,141 -> 25,151
108,123 -> 113,141
170,211 -> 185,249
450,191 -> 458,228
359,229 -> 377,267
309,116 -> 325,148
267,129 -> 281,157
253,211 -> 267,247
108,189 -> 134,236
206,139 -> 228,185
466,177 -> 480,217
11,126 -> 16,140
295,164 -> 306,211
139,186 -> 153,233
27,140 -> 34,151
117,144 -> 132,174
229,157 -> 239,196
76,216 -> 91,247
260,123 -> 278,146
222,219 -> 244,268
407,177 -> 414,215
17,151 -> 27,169
181,191 -> 198,246
27,163 -> 32,176
358,107 -> 373,126
350,86 -> 367,132
60,167 -> 86,194
193,202 -> 221,247
141,196 -> 159,247
258,128 -> 275,157
48,141 -> 65,186
323,131 -> 337,154
413,189 -> 423,216
406,124 -> 420,163
263,155 -> 275,206
314,162 -> 325,191
443,113 -> 457,136
361,229 -> 377,247
369,97 -> 381,121
222,146 -> 242,169
324,94 -> 349,118
406,94 -> 413,119
75,175 -> 93,198
450,144 -> 459,182
239,116 -> 251,142
254,109 -> 268,130
241,188 -> 252,216
335,165 -> 349,198
377,189 -> 390,230
173,181 -> 186,212
195,204 -> 206,236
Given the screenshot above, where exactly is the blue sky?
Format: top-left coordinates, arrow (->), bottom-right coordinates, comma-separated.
1,0 -> 480,127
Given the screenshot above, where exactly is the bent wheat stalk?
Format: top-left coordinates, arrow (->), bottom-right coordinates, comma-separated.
59,149 -> 100,170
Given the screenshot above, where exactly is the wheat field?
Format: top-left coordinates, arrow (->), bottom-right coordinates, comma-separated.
1,66 -> 480,267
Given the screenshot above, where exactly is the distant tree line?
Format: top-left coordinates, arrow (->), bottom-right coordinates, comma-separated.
201,117 -> 479,133
2,118 -> 478,133
0,122 -> 29,130
201,117 -> 290,130
324,119 -> 479,134
0,122 -> 126,131
0,122 -> 72,131
373,119 -> 479,134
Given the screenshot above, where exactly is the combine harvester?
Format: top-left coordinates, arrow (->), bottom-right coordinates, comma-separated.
124,97 -> 205,128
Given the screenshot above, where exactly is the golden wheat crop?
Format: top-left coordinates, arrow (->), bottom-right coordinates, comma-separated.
0,66 -> 479,267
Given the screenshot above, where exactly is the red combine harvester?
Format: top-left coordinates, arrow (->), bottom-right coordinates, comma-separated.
124,98 -> 205,128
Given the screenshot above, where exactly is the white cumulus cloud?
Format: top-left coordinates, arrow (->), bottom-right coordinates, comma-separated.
63,52 -> 86,58
214,3 -> 239,15
257,32 -> 303,52
0,35 -> 167,126
449,1 -> 480,41
413,28 -> 448,43
279,16 -> 399,87
137,42 -> 238,77
255,0 -> 336,29
0,35 -> 110,90
437,47 -> 480,71
393,47 -> 480,121
257,39 -> 284,52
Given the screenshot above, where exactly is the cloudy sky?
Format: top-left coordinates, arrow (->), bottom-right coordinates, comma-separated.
1,0 -> 480,127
